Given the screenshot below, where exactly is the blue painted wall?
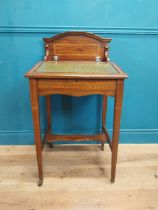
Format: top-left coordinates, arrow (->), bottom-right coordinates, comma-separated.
0,0 -> 158,144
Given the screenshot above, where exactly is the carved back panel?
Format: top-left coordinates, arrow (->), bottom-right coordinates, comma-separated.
43,32 -> 112,62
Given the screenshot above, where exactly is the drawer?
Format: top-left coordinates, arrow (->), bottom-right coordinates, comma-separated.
37,79 -> 117,96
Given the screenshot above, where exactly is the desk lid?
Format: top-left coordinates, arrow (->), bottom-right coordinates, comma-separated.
25,61 -> 128,79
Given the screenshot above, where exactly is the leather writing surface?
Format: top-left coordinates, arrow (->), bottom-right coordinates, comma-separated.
36,61 -> 118,75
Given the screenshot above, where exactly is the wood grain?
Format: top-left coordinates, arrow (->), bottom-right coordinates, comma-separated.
37,79 -> 117,97
101,96 -> 108,151
25,32 -> 128,185
47,133 -> 106,142
111,80 -> 124,182
30,79 -> 43,186
43,31 -> 111,62
0,144 -> 158,210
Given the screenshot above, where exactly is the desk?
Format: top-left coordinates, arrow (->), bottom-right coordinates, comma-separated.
25,32 -> 128,186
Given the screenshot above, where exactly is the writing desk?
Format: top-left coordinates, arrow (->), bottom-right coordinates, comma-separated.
25,32 -> 128,186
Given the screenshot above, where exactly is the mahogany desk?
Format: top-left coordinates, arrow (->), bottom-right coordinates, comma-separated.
25,32 -> 128,186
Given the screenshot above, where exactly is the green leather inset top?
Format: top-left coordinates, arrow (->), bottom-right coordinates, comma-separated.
36,61 -> 119,75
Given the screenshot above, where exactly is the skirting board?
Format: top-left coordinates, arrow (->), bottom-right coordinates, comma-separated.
0,129 -> 158,145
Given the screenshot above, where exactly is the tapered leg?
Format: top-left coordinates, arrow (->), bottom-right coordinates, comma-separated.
30,79 -> 43,186
46,95 -> 53,148
111,80 -> 124,183
101,96 -> 108,151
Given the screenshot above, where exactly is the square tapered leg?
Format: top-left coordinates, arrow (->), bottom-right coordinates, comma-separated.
30,79 -> 43,186
111,80 -> 124,183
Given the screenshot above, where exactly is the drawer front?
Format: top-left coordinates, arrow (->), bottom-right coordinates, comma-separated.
37,79 -> 117,96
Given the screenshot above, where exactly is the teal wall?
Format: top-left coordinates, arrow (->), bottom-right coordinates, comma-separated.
0,0 -> 158,144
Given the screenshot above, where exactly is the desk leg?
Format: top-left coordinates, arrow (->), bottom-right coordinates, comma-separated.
101,96 -> 108,151
46,95 -> 53,148
111,80 -> 124,183
30,79 -> 43,186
